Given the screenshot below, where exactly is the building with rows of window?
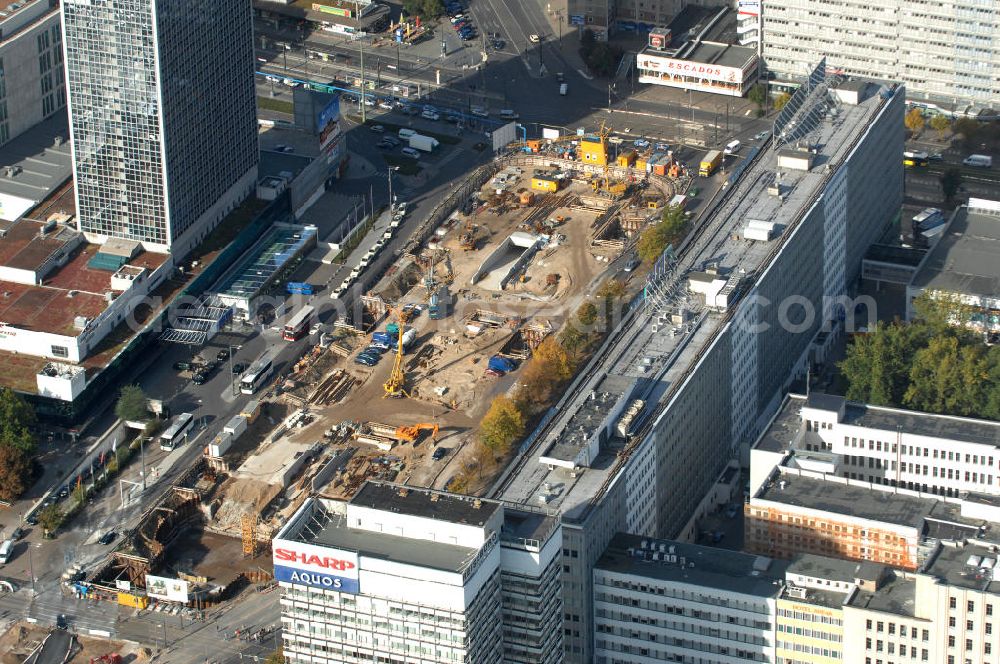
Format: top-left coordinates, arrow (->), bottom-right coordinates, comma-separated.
759,0 -> 1000,112
274,483 -> 563,664
0,0 -> 64,148
60,0 -> 258,257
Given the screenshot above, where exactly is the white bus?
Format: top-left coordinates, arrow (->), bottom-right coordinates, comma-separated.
240,352 -> 273,394
160,413 -> 194,451
0,539 -> 12,564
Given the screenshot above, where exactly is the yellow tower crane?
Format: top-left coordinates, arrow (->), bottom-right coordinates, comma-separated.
383,308 -> 409,399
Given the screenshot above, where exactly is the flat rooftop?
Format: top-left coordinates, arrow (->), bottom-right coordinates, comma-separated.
848,572 -> 917,617
0,112 -> 72,215
497,77 -> 902,522
757,471 -> 986,539
285,498 -> 482,574
761,394 -> 1000,451
540,373 -> 635,464
910,200 -> 1000,300
596,533 -> 786,597
0,217 -> 77,270
352,481 -> 501,528
924,543 -> 1000,595
687,41 -> 757,69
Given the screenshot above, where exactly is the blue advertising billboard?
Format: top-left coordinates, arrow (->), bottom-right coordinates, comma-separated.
317,96 -> 341,154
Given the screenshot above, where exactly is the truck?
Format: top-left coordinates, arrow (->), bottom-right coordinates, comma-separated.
409,134 -> 440,152
963,154 -> 993,168
699,150 -> 722,177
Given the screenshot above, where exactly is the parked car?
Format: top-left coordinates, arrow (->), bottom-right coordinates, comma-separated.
378,100 -> 395,110
216,349 -> 230,361
421,110 -> 440,121
492,38 -> 505,50
432,447 -> 447,461
377,139 -> 394,149
529,34 -> 541,43
192,371 -> 208,385
365,345 -> 387,355
173,361 -> 191,371
754,130 -> 771,140
633,138 -> 650,148
382,135 -> 400,147
623,257 -> 640,272
98,530 -> 117,545
401,147 -> 421,159
354,355 -> 377,367
929,152 -> 944,161
369,124 -> 385,133
232,362 -> 248,374
655,142 -> 671,152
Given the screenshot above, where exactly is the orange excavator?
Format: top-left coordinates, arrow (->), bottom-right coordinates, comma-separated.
394,423 -> 439,442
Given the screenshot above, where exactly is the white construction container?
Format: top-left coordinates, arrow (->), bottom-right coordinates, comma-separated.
207,431 -> 233,458
224,415 -> 248,439
743,219 -> 777,242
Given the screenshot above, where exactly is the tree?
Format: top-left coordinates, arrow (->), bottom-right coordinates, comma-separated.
929,114 -> 951,134
637,204 -> 687,263
37,502 -> 64,535
839,322 -> 926,406
905,337 -> 989,417
773,93 -> 791,111
576,301 -> 598,328
596,279 -> 626,300
0,446 -> 31,502
479,396 -> 525,455
904,108 -> 925,134
519,337 -> 574,406
954,117 -> 981,141
0,388 -> 35,453
402,0 -> 444,18
265,647 -> 284,664
580,28 -> 597,57
533,336 -> 573,382
747,83 -> 767,112
940,167 -> 963,204
559,322 -> 588,362
115,384 -> 149,422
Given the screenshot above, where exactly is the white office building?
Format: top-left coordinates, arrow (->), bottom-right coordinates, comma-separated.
760,0 -> 1000,112
0,0 -> 64,148
275,483 -> 563,664
61,0 -> 258,257
756,392 -> 1000,499
496,67 -> 904,662
593,534 -> 785,664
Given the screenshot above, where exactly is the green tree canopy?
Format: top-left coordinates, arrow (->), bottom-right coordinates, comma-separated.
479,396 -> 525,455
929,115 -> 951,133
747,83 -> 767,109
115,384 -> 149,422
0,388 -> 35,453
576,301 -> 599,328
940,167 -> 963,204
637,204 -> 687,263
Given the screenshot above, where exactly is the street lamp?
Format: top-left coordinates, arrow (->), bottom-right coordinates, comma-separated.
387,166 -> 399,209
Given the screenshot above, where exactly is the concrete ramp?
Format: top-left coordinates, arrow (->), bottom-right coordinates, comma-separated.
471,232 -> 542,290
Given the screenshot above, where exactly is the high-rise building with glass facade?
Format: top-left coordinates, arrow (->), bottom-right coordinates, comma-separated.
61,0 -> 258,256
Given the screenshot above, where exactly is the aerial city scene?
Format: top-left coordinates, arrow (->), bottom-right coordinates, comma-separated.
0,0 -> 998,662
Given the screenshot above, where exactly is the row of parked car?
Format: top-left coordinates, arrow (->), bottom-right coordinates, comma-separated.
446,2 -> 477,41
331,202 -> 409,301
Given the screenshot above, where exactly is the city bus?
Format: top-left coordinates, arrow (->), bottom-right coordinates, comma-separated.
240,352 -> 273,394
282,305 -> 315,341
903,151 -> 929,168
160,412 -> 194,451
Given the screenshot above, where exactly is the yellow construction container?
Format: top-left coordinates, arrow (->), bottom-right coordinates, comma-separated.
531,175 -> 560,192
578,137 -> 607,166
616,150 -> 637,167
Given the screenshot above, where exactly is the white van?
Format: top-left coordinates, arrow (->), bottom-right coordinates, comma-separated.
0,539 -> 13,565
963,154 -> 992,168
724,140 -> 741,155
398,128 -> 417,139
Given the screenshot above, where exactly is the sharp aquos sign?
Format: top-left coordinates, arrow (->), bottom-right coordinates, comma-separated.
272,539 -> 360,593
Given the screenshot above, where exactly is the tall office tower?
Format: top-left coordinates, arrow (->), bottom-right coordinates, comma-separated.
60,0 -> 258,256
495,64 -> 904,663
0,0 -> 65,147
761,0 -> 1000,111
274,483 -> 563,664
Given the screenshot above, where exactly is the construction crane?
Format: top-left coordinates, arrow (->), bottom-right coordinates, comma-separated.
591,121 -> 628,197
394,423 -> 439,442
383,308 -> 409,399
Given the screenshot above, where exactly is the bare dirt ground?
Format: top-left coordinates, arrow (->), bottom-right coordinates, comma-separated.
0,621 -> 147,664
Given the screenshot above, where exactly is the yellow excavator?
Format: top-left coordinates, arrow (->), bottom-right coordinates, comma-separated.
383,308 -> 408,399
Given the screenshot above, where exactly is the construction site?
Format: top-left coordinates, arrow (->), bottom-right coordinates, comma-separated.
80,124 -> 693,608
